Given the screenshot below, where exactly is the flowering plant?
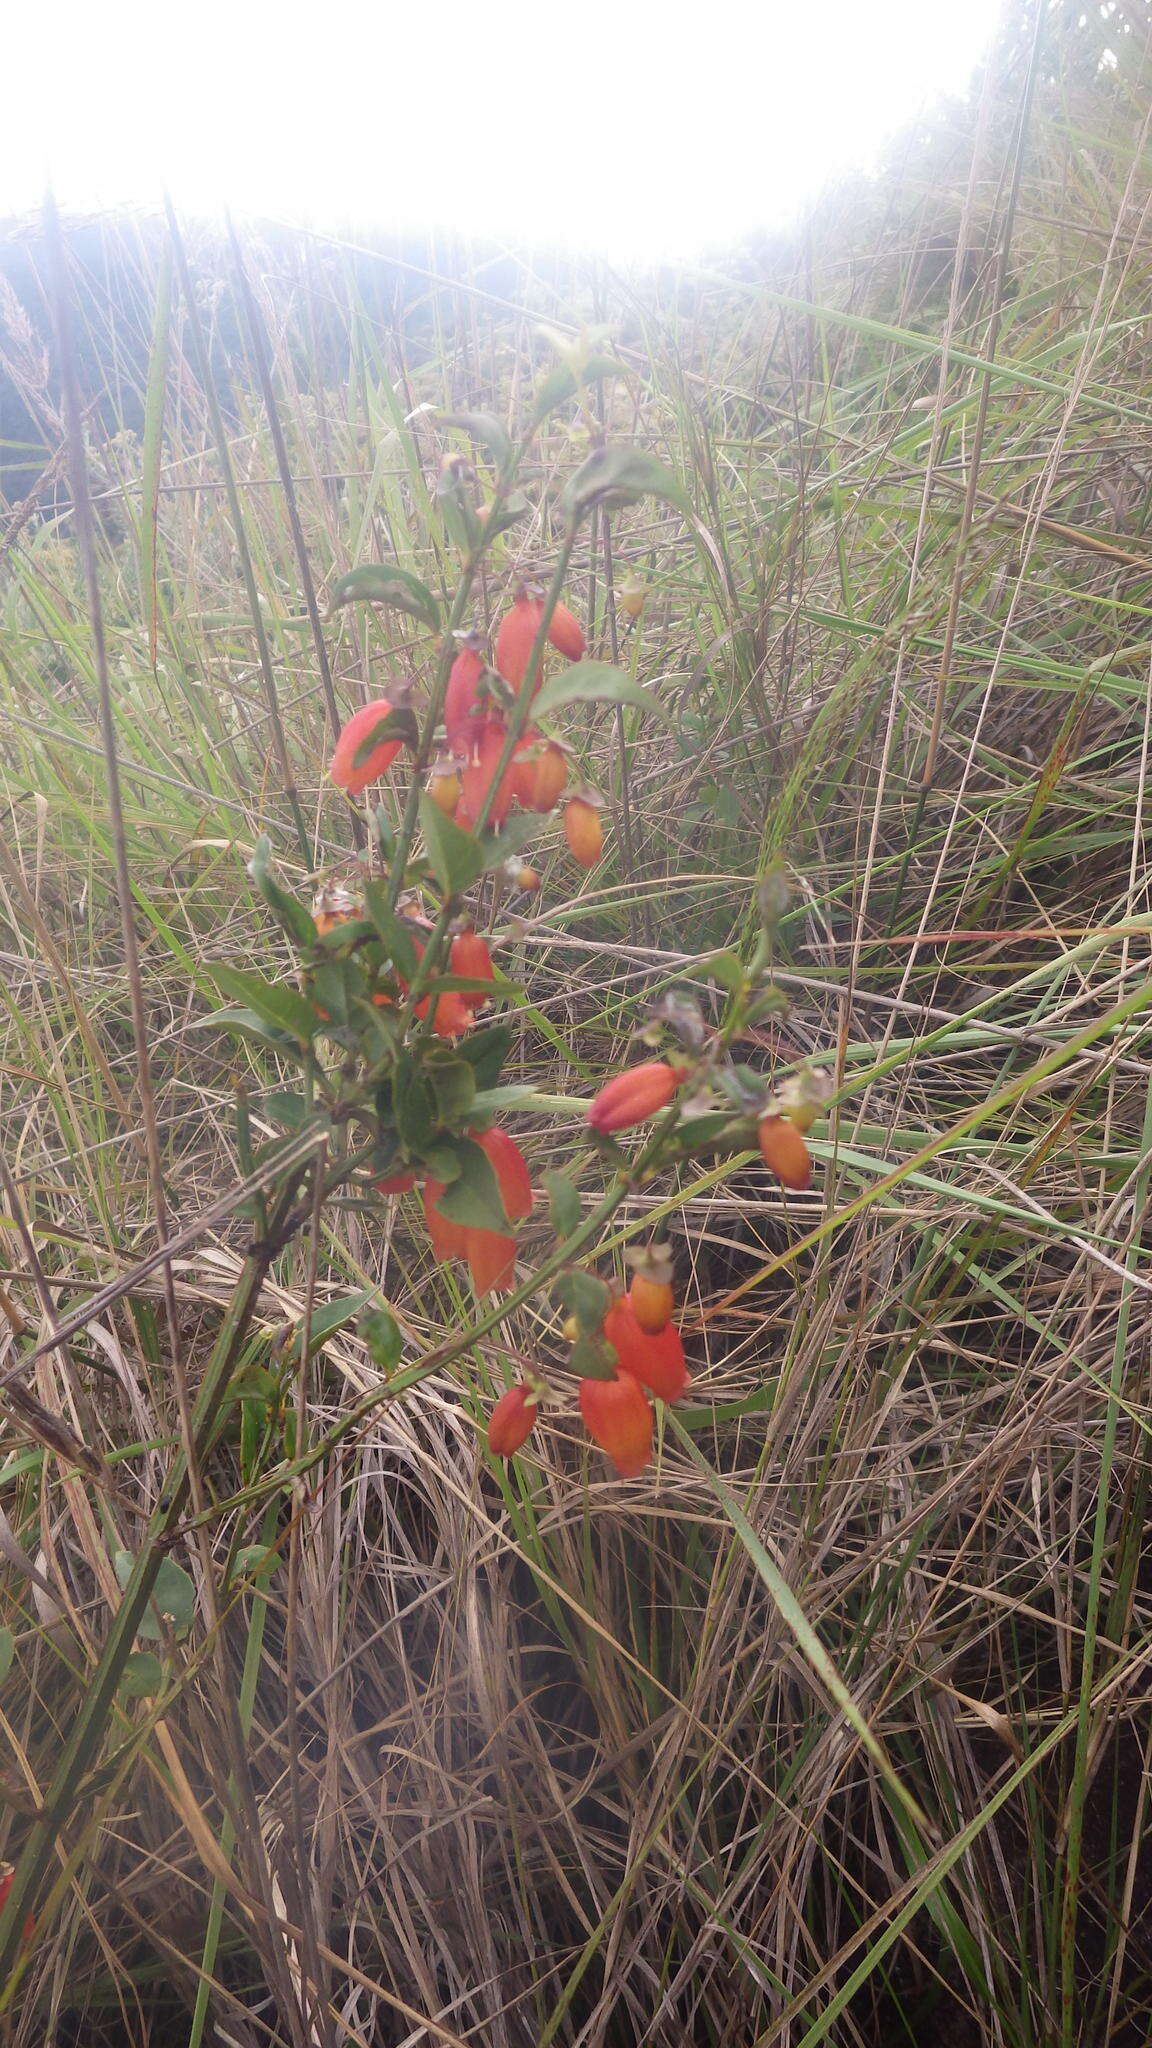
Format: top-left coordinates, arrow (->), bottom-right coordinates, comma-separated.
202,396 -> 832,1481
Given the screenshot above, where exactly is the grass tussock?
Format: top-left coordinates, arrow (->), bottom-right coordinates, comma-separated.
3,7 -> 1152,2044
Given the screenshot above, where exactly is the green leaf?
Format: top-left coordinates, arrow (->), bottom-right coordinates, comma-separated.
359,1307 -> 403,1371
479,812 -> 545,869
468,1083 -> 543,1116
431,1136 -> 510,1231
435,463 -> 482,553
119,1650 -> 164,1699
562,446 -> 691,520
212,966 -> 317,1044
439,410 -> 513,473
0,1448 -> 44,1487
393,1057 -> 436,1152
458,1025 -> 512,1091
198,1005 -> 302,1051
553,1269 -> 611,1332
543,1171 -> 582,1239
263,1088 -> 311,1129
744,988 -> 790,1024
0,1627 -> 13,1685
477,490 -> 531,538
292,1289 -> 376,1358
531,356 -> 628,427
691,950 -> 746,995
233,1545 -> 280,1585
420,1144 -> 463,1182
361,882 -> 420,979
372,805 -> 396,860
327,563 -> 440,631
313,959 -> 374,1033
350,706 -> 420,765
114,1551 -> 195,1640
419,793 -> 487,895
531,661 -> 670,723
672,1111 -> 739,1154
569,1333 -> 617,1380
231,1362 -> 278,1404
426,1051 -> 477,1126
249,835 -> 316,948
726,1062 -> 772,1104
312,918 -> 377,954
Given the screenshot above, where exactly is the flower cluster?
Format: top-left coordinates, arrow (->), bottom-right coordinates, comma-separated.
487,1244 -> 689,1478
329,586 -> 605,867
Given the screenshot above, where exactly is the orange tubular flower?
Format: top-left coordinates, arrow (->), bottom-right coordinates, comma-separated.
466,1227 -> 518,1295
487,1381 -> 539,1457
563,797 -> 603,867
602,1297 -> 688,1401
495,595 -> 544,690
458,720 -> 520,829
424,1178 -> 469,1264
494,594 -> 586,691
444,647 -> 487,753
421,991 -> 473,1039
521,738 -> 569,813
473,1124 -> 533,1220
579,1372 -> 653,1477
547,600 -> 586,662
450,930 -> 495,1010
758,1114 -> 812,1192
330,697 -> 404,795
586,1060 -> 689,1135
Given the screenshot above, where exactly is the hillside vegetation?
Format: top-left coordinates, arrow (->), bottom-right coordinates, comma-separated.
2,6 -> 1152,2043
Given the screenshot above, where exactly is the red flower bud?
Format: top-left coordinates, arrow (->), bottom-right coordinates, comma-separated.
329,697 -> 404,795
444,648 -> 487,753
586,1060 -> 689,1134
628,1271 -> 675,1336
450,929 -> 495,1010
757,1114 -> 812,1191
377,1169 -> 417,1195
487,1380 -> 539,1457
427,764 -> 462,816
579,1372 -> 653,1477
493,594 -> 586,690
563,796 -> 603,867
495,595 -> 544,690
603,1297 -> 688,1401
520,738 -> 569,812
547,600 -> 585,662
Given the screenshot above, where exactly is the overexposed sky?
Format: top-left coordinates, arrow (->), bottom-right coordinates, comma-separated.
5,0 -> 1003,260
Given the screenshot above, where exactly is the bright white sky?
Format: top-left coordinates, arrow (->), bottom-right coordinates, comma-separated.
5,0 -> 1003,261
